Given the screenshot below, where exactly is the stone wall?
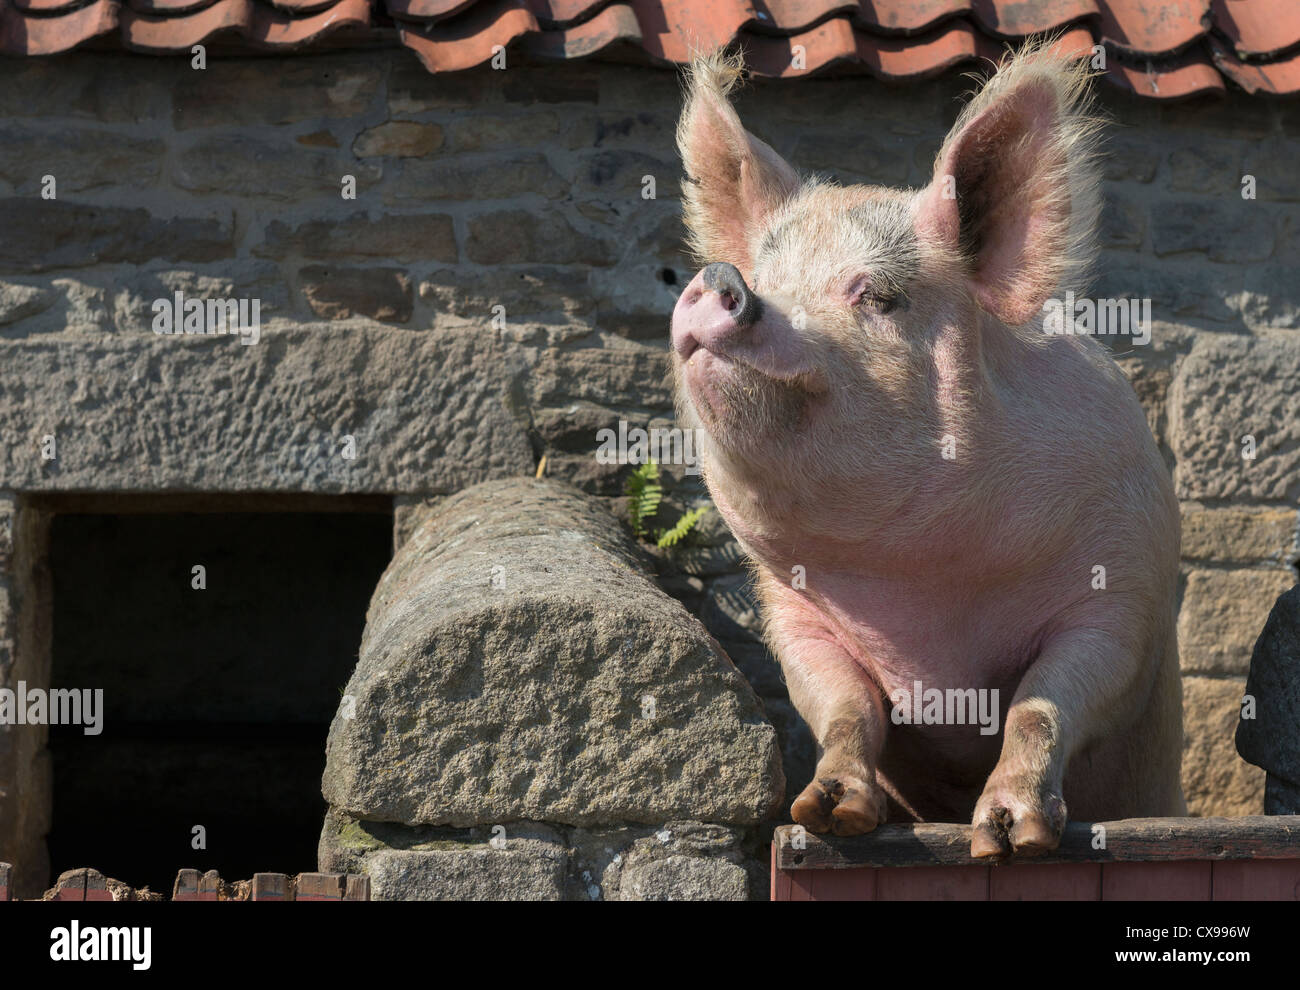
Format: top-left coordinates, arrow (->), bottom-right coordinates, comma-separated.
320,477 -> 781,899
0,50 -> 1296,889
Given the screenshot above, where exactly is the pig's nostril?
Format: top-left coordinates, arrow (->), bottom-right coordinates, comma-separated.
700,260 -> 761,329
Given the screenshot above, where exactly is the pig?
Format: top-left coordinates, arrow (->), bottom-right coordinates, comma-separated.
669,45 -> 1185,859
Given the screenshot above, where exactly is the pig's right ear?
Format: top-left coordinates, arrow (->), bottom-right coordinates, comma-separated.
915,48 -> 1102,326
676,50 -> 799,273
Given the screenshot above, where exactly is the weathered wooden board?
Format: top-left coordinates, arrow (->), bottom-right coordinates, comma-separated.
251,873 -> 292,901
172,869 -> 202,902
1102,861 -> 1213,900
1211,858 -> 1300,900
876,865 -> 990,901
775,816 -> 1300,870
197,870 -> 222,901
990,862 -> 1102,901
296,873 -> 346,901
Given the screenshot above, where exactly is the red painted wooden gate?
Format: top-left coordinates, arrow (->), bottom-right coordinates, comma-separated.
771,816 -> 1300,900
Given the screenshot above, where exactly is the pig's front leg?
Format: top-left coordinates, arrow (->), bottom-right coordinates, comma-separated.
971,626 -> 1143,859
765,588 -> 889,836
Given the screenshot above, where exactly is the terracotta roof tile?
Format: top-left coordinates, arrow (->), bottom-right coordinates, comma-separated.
13,0 -> 92,12
1,0 -> 119,55
2,0 -> 1300,97
1212,0 -> 1300,57
1098,0 -> 1210,55
120,0 -> 370,52
969,0 -> 1099,39
386,0 -> 476,23
1211,34 -> 1300,92
400,0 -> 538,71
853,0 -> 972,36
1109,41 -> 1227,96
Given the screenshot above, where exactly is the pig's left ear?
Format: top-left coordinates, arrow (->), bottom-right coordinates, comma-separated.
915,50 -> 1102,326
677,50 -> 799,273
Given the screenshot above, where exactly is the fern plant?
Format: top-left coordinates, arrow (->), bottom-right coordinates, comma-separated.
624,460 -> 709,547
625,461 -> 663,538
656,506 -> 708,548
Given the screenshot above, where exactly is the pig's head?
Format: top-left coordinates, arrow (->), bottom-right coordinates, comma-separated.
671,47 -> 1101,540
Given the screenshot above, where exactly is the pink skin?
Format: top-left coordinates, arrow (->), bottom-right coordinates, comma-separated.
671,269 -> 824,422
671,48 -> 1185,857
683,276 -> 1183,849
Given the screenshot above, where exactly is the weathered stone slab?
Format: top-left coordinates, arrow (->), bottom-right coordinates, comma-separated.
353,121 -> 444,158
0,281 -> 55,326
1170,336 -> 1300,500
255,211 -> 457,263
570,820 -> 759,901
172,57 -> 383,129
174,137 -> 380,200
465,209 -> 614,265
300,266 -> 413,322
1182,676 -> 1264,817
1180,505 -> 1298,564
319,809 -> 763,900
0,125 -> 164,193
0,326 -> 532,493
322,477 -> 783,828
0,199 -> 233,273
362,826 -> 569,901
619,854 -> 748,901
1178,568 -> 1297,675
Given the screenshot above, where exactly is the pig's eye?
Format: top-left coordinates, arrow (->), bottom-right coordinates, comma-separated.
848,278 -> 897,315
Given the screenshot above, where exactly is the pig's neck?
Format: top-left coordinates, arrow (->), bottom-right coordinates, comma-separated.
706,321 -> 1009,577
706,458 -> 1003,579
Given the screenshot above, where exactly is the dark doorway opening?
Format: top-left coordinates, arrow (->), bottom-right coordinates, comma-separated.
46,503 -> 392,895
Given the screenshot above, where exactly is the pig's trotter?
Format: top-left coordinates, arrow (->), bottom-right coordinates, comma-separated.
970,779 -> 1067,860
791,771 -> 887,836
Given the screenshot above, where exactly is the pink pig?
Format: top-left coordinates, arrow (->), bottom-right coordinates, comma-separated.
670,46 -> 1184,858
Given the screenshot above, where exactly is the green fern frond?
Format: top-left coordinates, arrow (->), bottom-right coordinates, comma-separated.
656,506 -> 708,548
624,461 -> 663,537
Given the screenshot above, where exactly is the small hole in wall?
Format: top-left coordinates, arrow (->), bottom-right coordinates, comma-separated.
46,504 -> 392,894
660,268 -> 677,286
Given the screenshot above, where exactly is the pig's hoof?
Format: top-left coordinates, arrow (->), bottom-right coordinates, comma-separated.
970,792 -> 1067,860
791,775 -> 885,836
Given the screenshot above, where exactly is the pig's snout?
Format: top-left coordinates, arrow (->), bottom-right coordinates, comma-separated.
672,262 -> 762,360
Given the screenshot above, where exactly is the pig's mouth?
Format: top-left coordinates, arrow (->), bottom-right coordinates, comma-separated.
679,345 -> 825,436
680,341 -> 826,397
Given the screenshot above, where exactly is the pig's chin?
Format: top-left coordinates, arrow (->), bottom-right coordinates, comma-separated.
682,347 -> 813,451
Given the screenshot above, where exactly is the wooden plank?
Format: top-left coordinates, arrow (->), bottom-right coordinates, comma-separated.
787,869 -> 816,902
990,862 -> 1101,901
0,862 -> 10,902
173,869 -> 202,902
198,870 -> 222,901
775,816 -> 1300,870
770,845 -> 796,901
809,868 -> 878,901
343,874 -> 371,902
296,873 -> 346,901
877,865 -> 989,900
1213,859 -> 1300,901
1102,861 -> 1213,900
252,873 -> 292,901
